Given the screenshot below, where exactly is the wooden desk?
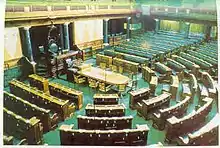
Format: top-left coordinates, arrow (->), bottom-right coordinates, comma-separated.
113,57 -> 139,74
186,113 -> 220,145
200,71 -> 217,99
93,93 -> 119,105
4,91 -> 56,132
172,55 -> 200,76
141,92 -> 171,119
166,97 -> 213,142
170,75 -> 179,99
142,66 -> 155,82
96,54 -> 113,68
29,74 -> 49,93
180,52 -> 212,70
49,82 -> 83,109
59,123 -> 149,146
167,58 -> 186,72
155,62 -> 172,75
189,73 -> 198,95
77,115 -> 133,130
85,104 -> 125,117
4,107 -> 43,144
9,80 -> 74,121
188,50 -> 218,68
198,84 -> 209,99
129,87 -> 150,109
182,83 -> 192,99
78,66 -> 130,85
153,96 -> 190,130
149,76 -> 158,93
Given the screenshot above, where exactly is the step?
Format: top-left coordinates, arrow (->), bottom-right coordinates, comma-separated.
36,72 -> 50,78
37,64 -> 47,68
36,70 -> 47,74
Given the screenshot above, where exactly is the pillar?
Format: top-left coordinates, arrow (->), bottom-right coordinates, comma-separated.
210,26 -> 215,38
184,22 -> 190,38
22,27 -> 36,74
142,17 -> 145,31
23,27 -> 34,62
126,17 -> 131,41
66,6 -> 70,11
24,6 -> 30,12
59,24 -> 64,50
103,19 -> 109,46
179,21 -> 184,33
47,6 -> 52,11
204,24 -> 212,41
155,19 -> 160,33
63,22 -> 70,50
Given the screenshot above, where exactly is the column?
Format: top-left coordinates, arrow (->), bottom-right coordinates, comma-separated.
155,19 -> 160,33
184,22 -> 190,38
142,18 -> 145,31
179,21 -> 184,33
126,17 -> 131,41
22,27 -> 36,74
210,26 -> 215,38
63,22 -> 70,50
204,24 -> 212,41
103,19 -> 109,46
59,24 -> 64,50
23,27 -> 34,62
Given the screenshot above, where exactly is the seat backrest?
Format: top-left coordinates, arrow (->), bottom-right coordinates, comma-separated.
111,65 -> 118,72
100,63 -> 106,69
119,84 -> 126,92
118,66 -> 123,74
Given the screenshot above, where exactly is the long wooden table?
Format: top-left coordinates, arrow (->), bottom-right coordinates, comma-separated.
78,66 -> 130,85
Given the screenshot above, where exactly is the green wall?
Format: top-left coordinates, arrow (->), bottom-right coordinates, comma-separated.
160,20 -> 180,32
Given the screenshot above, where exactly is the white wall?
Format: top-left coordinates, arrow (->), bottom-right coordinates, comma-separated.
4,27 -> 23,66
73,19 -> 103,44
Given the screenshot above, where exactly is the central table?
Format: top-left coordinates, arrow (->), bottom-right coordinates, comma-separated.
78,66 -> 130,85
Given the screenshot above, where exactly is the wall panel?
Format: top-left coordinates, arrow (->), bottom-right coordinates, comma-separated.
160,20 -> 180,32
4,27 -> 23,67
73,20 -> 103,45
189,23 -> 205,35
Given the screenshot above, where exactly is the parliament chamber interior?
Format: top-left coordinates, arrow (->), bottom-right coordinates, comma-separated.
3,0 -> 219,146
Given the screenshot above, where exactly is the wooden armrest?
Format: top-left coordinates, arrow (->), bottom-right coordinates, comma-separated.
106,84 -> 112,88
153,112 -> 161,118
79,77 -> 86,80
17,139 -> 28,145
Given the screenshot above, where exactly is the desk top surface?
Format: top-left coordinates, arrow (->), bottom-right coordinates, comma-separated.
93,93 -> 119,99
155,62 -> 172,72
129,87 -> 150,96
78,66 -> 130,85
143,92 -> 171,105
85,104 -> 125,110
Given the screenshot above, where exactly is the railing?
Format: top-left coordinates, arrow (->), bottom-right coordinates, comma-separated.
147,5 -> 217,22
149,6 -> 217,16
6,4 -> 216,19
5,4 -> 134,12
